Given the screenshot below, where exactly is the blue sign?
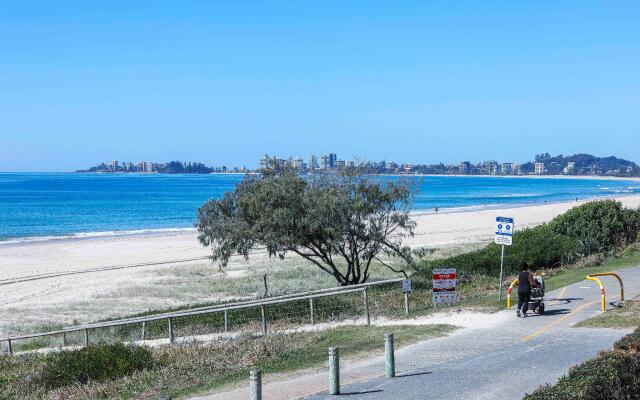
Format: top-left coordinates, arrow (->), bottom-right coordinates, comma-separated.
495,216 -> 515,245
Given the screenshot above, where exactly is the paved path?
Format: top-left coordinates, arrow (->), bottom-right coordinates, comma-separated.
195,266 -> 640,400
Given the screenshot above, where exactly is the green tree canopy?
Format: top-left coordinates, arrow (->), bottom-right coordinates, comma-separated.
196,169 -> 416,285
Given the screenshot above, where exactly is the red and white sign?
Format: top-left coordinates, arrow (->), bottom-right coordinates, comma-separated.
432,268 -> 457,305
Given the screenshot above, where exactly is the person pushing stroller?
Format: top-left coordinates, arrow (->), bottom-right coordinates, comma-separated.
517,265 -> 537,318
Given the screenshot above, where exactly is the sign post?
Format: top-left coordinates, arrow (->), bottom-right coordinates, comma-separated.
402,279 -> 412,315
495,217 -> 514,301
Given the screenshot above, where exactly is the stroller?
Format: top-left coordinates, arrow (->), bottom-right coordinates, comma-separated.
528,275 -> 546,315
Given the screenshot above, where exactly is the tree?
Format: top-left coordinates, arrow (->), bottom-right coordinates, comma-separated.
196,168 -> 417,285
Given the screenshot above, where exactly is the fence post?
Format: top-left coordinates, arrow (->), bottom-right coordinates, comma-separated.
141,322 -> 146,340
250,368 -> 262,400
224,310 -> 229,332
7,339 -> 12,355
309,298 -> 315,325
62,332 -> 68,347
261,305 -> 268,335
404,292 -> 410,316
83,329 -> 89,347
363,287 -> 370,325
168,318 -> 174,344
385,333 -> 395,378
329,347 -> 340,395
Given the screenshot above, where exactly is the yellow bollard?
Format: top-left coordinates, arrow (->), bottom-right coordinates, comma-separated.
507,278 -> 519,309
586,272 -> 624,312
586,275 -> 605,311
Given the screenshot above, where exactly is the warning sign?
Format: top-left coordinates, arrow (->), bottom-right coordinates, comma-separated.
432,268 -> 457,305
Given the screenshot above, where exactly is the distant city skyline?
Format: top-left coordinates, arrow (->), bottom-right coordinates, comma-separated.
1,1 -> 639,171
77,152 -> 640,177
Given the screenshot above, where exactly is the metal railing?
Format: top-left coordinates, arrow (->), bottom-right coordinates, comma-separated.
586,272 -> 624,311
1,278 -> 405,355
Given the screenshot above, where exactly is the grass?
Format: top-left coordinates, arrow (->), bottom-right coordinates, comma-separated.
0,324 -> 455,400
575,298 -> 640,329
10,244 -> 640,353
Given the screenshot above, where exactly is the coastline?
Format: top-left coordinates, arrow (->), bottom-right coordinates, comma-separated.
1,193 -> 639,275
3,189 -> 639,246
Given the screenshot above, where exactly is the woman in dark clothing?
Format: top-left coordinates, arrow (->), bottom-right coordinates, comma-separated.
517,265 -> 536,318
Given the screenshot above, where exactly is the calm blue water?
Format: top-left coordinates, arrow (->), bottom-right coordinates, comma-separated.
1,173 -> 639,241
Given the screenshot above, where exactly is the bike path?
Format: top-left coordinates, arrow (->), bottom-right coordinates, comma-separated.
306,266 -> 640,399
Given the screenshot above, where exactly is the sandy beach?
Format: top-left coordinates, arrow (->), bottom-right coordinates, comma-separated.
1,194 -> 640,336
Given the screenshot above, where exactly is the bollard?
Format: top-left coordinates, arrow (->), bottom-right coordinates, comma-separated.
261,305 -> 268,335
385,333 -> 395,378
363,287 -> 370,326
168,317 -> 174,344
224,310 -> 229,332
141,322 -> 146,340
7,339 -> 12,355
309,297 -> 315,325
84,329 -> 89,347
250,369 -> 262,400
329,347 -> 340,395
62,332 -> 68,347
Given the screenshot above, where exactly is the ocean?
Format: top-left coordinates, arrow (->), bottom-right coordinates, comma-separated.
1,172 -> 639,242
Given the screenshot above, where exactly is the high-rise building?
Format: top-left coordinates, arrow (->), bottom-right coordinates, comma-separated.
484,161 -> 499,175
459,161 -> 471,175
502,162 -> 513,175
513,163 -> 521,175
308,155 -> 319,170
329,153 -> 337,168
336,160 -> 346,168
535,162 -> 545,175
320,154 -> 330,169
110,160 -> 119,171
292,157 -> 305,170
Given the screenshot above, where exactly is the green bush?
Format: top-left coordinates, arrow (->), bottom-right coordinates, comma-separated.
614,327 -> 640,354
419,224 -> 580,278
524,351 -> 640,400
549,200 -> 640,254
40,343 -> 154,389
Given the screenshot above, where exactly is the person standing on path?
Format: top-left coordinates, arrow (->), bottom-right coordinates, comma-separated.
517,265 -> 536,318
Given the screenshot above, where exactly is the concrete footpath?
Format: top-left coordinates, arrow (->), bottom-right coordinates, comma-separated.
193,266 -> 640,400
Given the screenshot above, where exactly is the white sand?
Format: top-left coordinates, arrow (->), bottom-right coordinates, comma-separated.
1,194 -> 639,336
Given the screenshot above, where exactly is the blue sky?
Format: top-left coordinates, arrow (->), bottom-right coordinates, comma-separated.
1,1 -> 639,171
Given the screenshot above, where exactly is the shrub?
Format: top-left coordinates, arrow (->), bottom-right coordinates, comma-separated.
524,351 -> 640,400
40,343 -> 154,389
614,327 -> 640,354
623,208 -> 640,245
419,224 -> 580,278
549,200 -> 640,253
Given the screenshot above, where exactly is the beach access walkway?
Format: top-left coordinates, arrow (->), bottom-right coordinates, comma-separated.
193,265 -> 640,400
